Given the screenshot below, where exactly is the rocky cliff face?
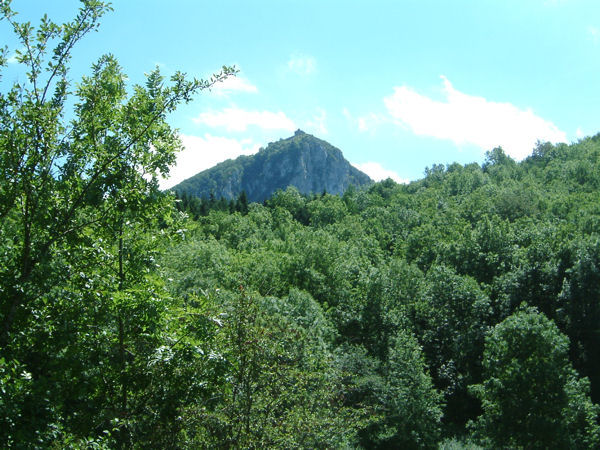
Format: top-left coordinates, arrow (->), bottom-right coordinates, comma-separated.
173,130 -> 373,202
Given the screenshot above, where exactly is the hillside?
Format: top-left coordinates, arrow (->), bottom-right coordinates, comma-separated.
164,135 -> 600,447
172,130 -> 373,202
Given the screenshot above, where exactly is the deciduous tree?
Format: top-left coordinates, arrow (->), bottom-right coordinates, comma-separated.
0,1 -> 233,444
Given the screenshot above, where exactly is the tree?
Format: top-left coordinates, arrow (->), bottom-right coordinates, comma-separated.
470,308 -> 600,449
413,266 -> 491,430
235,190 -> 249,215
342,329 -> 444,449
0,1 -> 234,445
558,236 -> 600,402
179,287 -> 361,448
266,186 -> 309,224
482,146 -> 519,182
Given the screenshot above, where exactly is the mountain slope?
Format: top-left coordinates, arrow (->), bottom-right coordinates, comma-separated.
172,130 -> 373,202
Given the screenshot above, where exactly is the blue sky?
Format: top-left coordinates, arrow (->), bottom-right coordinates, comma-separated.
4,0 -> 600,187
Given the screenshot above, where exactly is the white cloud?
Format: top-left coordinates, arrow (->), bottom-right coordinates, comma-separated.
352,161 -> 409,184
193,107 -> 296,132
160,133 -> 260,189
576,127 -> 585,138
384,76 -> 566,160
287,54 -> 317,76
211,76 -> 258,96
358,113 -> 386,133
305,108 -> 328,135
343,108 -> 386,133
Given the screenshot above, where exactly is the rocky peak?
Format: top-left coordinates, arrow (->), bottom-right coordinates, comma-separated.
172,131 -> 373,202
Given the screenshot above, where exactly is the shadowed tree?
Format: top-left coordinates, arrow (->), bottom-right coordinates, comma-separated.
470,308 -> 600,449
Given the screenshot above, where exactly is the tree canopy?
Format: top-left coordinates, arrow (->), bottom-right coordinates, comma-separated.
2,1 -> 600,448
0,1 -> 234,446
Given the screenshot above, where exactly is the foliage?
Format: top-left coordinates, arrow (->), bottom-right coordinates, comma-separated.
0,1 -> 233,446
4,2 -> 600,447
469,308 -> 600,448
177,288 -> 364,448
162,134 -> 600,446
368,329 -> 444,448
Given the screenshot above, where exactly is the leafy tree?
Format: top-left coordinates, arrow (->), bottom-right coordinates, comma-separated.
307,193 -> 348,227
380,329 -> 444,448
470,308 -> 600,448
0,1 -> 233,445
558,236 -> 600,401
448,214 -> 516,284
482,146 -> 520,182
179,288 -> 362,448
342,329 -> 443,449
412,266 -> 491,431
0,0 -> 232,341
265,185 -> 312,225
444,162 -> 487,197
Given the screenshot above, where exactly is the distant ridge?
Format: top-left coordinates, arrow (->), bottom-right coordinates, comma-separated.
172,130 -> 373,202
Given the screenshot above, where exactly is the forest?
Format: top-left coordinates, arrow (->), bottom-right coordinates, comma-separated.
2,1 -> 600,448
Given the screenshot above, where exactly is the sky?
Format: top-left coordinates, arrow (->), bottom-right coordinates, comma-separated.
3,0 -> 600,188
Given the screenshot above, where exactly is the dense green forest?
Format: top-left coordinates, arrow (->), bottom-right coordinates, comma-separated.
161,139 -> 600,448
3,2 -> 600,448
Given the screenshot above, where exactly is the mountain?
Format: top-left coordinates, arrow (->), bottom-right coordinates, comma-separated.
172,130 -> 373,202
